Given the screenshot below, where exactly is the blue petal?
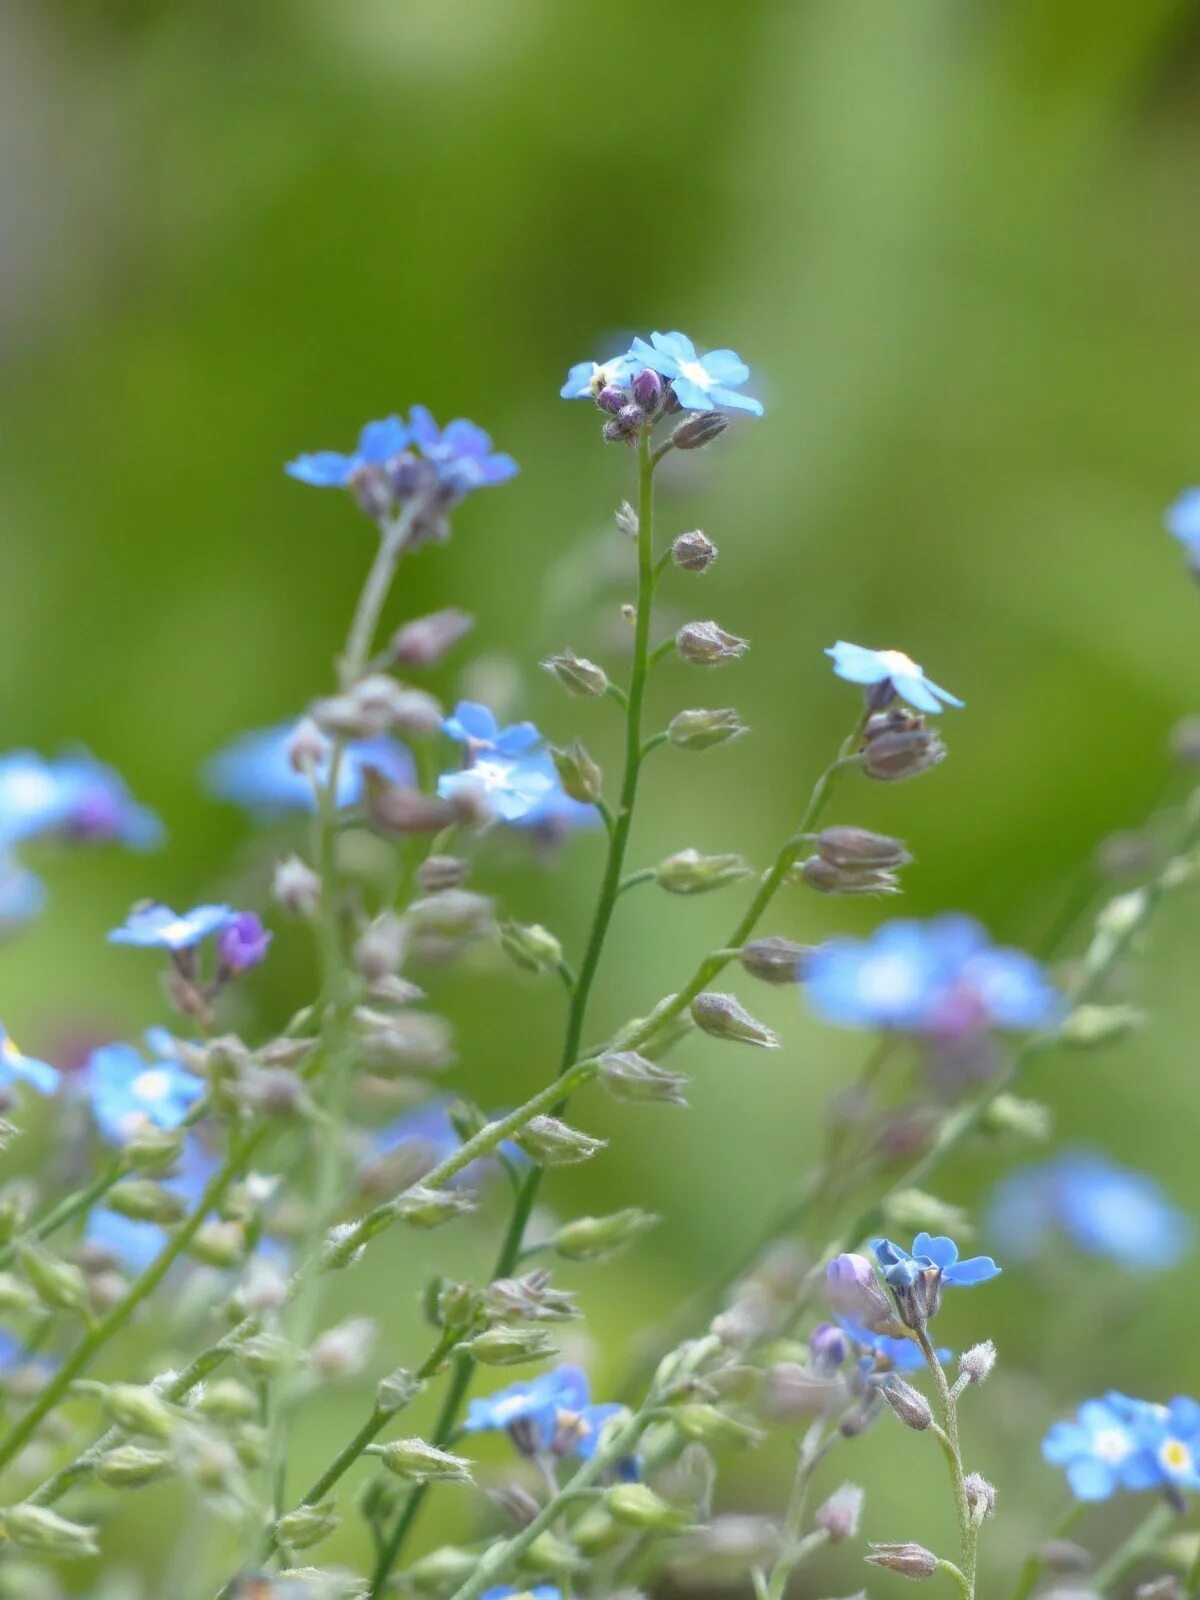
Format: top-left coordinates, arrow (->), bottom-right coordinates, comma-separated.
912,1233 -> 959,1270
1042,1421 -> 1088,1465
943,1254 -> 1001,1286
285,452 -> 354,487
669,376 -> 717,412
1165,489 -> 1200,546
924,676 -> 965,709
700,349 -> 750,385
1066,1457 -> 1118,1500
444,702 -> 500,745
891,673 -> 942,715
357,417 -> 408,463
652,330 -> 697,366
707,384 -> 764,416
825,643 -> 890,686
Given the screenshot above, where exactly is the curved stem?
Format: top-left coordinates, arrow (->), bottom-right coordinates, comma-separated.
1091,1501 -> 1176,1593
918,1328 -> 977,1597
0,1161 -> 125,1274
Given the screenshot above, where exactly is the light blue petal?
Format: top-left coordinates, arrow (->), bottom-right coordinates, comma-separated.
445,702 -> 500,745
285,452 -> 354,487
357,416 -> 408,463
891,673 -> 942,715
912,1233 -> 959,1270
1066,1457 -> 1118,1500
653,330 -> 697,365
700,349 -> 750,385
670,375 -> 717,412
825,643 -> 890,686
1042,1421 -> 1088,1465
944,1254 -> 1001,1286
707,384 -> 764,416
924,676 -> 965,709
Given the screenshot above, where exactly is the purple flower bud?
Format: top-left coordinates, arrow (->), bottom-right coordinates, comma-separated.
631,368 -> 665,410
867,1542 -> 939,1579
824,1253 -> 898,1331
217,913 -> 273,976
596,384 -> 627,414
672,411 -> 728,450
809,1321 -> 850,1374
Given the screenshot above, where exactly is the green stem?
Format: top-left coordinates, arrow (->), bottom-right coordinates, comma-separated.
762,1419 -> 833,1600
0,1161 -> 125,1274
0,1128 -> 266,1477
1091,1502 -> 1176,1593
367,429 -> 662,1595
918,1329 -> 976,1597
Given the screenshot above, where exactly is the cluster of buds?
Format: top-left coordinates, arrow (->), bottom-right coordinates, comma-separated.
859,708 -> 946,783
796,826 -> 912,896
310,677 -> 443,743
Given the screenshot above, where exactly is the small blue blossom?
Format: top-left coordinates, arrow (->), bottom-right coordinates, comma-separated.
443,702 -> 542,759
438,704 -> 596,830
629,331 -> 763,416
988,1150 -> 1192,1273
407,406 -> 518,494
51,750 -> 164,849
206,719 -> 414,816
108,903 -> 236,952
1043,1394 -> 1171,1500
804,915 -> 1059,1037
85,1040 -> 204,1143
438,754 -> 558,825
1165,489 -> 1200,553
560,352 -> 641,401
837,1317 -> 949,1373
1128,1397 -> 1200,1494
465,1366 -> 590,1450
0,751 -> 75,844
482,1589 -> 561,1600
285,416 -> 409,488
872,1234 -> 1002,1290
0,1026 -> 60,1097
826,642 -> 963,715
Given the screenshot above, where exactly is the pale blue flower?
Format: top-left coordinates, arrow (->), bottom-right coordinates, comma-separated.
826,642 -> 963,715
407,406 -> 518,493
0,752 -> 75,844
837,1317 -> 948,1373
206,719 -> 414,816
988,1151 -> 1191,1272
85,1040 -> 204,1143
1043,1395 -> 1169,1501
1166,489 -> 1200,551
285,416 -> 409,488
872,1233 -> 1001,1290
629,331 -> 763,415
108,903 -> 235,951
0,1026 -> 59,1097
443,701 -> 542,759
560,352 -> 641,401
437,755 -> 557,825
465,1366 -> 590,1449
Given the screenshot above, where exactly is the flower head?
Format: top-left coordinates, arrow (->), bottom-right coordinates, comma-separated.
0,1027 -> 59,1098
1166,489 -> 1200,556
406,406 -> 518,495
804,915 -> 1059,1036
629,332 -> 763,416
988,1151 -> 1192,1272
443,702 -> 542,760
50,750 -> 163,849
826,642 -> 963,716
85,1040 -> 204,1143
216,912 -> 273,976
837,1317 -> 949,1373
206,719 -> 413,816
465,1364 -> 632,1474
108,903 -> 235,952
560,352 -> 641,401
870,1234 -> 999,1328
438,705 -> 588,828
1043,1394 -> 1173,1501
285,416 -> 409,488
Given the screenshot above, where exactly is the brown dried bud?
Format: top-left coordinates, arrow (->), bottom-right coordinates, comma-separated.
691,992 -> 779,1048
880,1378 -> 933,1431
816,826 -> 911,870
672,412 -> 729,451
390,608 -> 475,669
867,1542 -> 940,1579
816,1483 -> 864,1542
672,531 -> 718,572
676,620 -> 748,666
417,855 -> 471,893
861,712 -> 946,783
363,774 -> 460,836
740,937 -> 814,984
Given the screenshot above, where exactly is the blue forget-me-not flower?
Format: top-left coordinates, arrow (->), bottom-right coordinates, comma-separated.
285,416 -> 410,489
206,719 -> 414,816
108,903 -> 236,952
0,1027 -> 60,1098
1042,1393 -> 1200,1500
629,332 -> 763,415
826,642 -> 963,716
85,1039 -> 205,1143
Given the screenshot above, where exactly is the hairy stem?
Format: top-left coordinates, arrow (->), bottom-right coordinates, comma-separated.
918,1328 -> 977,1596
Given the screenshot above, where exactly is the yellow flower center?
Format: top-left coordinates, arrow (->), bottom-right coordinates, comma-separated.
877,649 -> 922,678
1161,1438 -> 1192,1473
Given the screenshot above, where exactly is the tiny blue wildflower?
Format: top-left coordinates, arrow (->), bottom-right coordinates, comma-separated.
85,1040 -> 204,1143
216,912 -> 273,976
0,751 -> 74,843
988,1150 -> 1192,1272
629,332 -> 763,416
560,352 -> 641,401
52,749 -> 164,850
1042,1395 -> 1168,1500
108,903 -> 235,952
873,1234 -> 1001,1290
0,1026 -> 60,1097
804,915 -> 1059,1036
1165,489 -> 1200,555
826,642 -> 963,716
1127,1397 -> 1200,1494
443,701 -> 542,760
837,1317 -> 949,1373
206,719 -> 414,816
465,1366 -> 590,1452
437,755 -> 557,826
285,416 -> 409,488
482,1589 -> 561,1600
407,406 -> 518,494
439,704 -> 596,830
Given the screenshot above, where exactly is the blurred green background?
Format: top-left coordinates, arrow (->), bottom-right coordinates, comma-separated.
3,0 -> 1200,1592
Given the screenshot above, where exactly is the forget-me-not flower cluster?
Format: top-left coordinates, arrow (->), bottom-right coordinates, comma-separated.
562,331 -> 763,417
1044,1393 -> 1200,1501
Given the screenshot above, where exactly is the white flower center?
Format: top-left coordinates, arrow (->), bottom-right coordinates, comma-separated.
877,649 -> 922,678
470,759 -> 513,795
159,919 -> 195,944
678,358 -> 713,389
858,954 -> 922,1008
133,1069 -> 174,1104
2,770 -> 58,810
1092,1427 -> 1131,1464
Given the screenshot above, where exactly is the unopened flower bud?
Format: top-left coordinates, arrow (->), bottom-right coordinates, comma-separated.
810,1321 -> 851,1374
273,855 -> 322,918
963,1472 -> 997,1524
597,384 -> 626,414
403,1546 -> 480,1589
95,1444 -> 172,1489
553,1208 -> 660,1262
981,1093 -> 1052,1142
393,1183 -> 477,1229
740,937 -> 813,985
374,1437 -> 473,1483
867,1542 -> 940,1579
432,1279 -> 483,1331
817,826 -> 911,870
691,992 -> 779,1049
672,530 -> 718,572
798,855 -> 904,896
187,1220 -> 247,1268
1058,1004 -> 1145,1047
1137,1579 -> 1183,1600
105,1180 -> 188,1226
16,1243 -> 90,1314
462,1324 -> 557,1366
599,1050 -> 689,1108
542,649 -> 609,698
499,921 -> 564,976
353,914 -> 408,982
881,1378 -> 933,1431
862,717 -> 946,782
485,1270 -> 579,1323
390,608 -> 475,669
275,1502 -> 340,1550
348,462 -> 393,519
550,739 -> 602,803
311,1317 -> 377,1380
677,620 -> 748,666
121,1123 -> 187,1174
667,707 -> 746,751
514,1115 -> 605,1166
99,1383 -> 178,1440
631,367 -> 665,409
657,849 -> 750,895
364,777 -> 460,836
959,1341 -> 997,1385
605,1483 -> 692,1533
672,412 -> 729,451
0,1273 -> 37,1316
3,1503 -> 99,1558
407,890 -> 494,940
825,1253 -> 900,1332
417,854 -> 471,893
674,1515 -> 780,1581
673,1403 -> 762,1448
816,1483 -> 864,1542
287,717 -> 329,775
195,1380 -> 260,1422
